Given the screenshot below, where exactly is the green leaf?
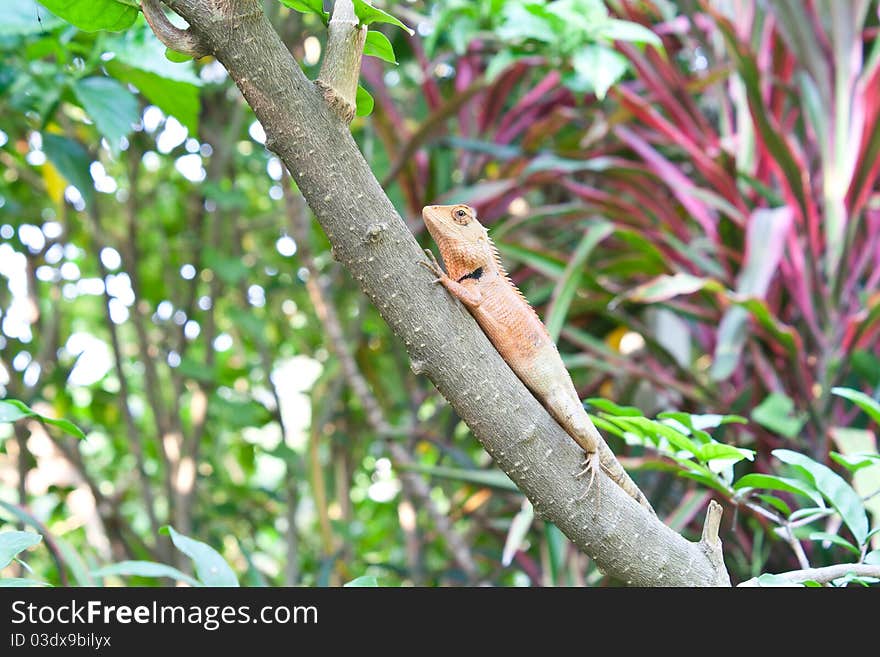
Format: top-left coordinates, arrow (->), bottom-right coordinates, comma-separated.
0,531 -> 42,569
41,133 -> 95,208
807,532 -> 860,555
343,575 -> 378,587
104,31 -> 203,133
164,48 -> 191,63
751,393 -> 806,439
160,526 -> 239,587
734,473 -> 824,507
37,0 -> 137,32
621,273 -> 719,304
865,549 -> 880,565
754,573 -> 802,587
363,30 -> 397,64
545,222 -> 613,341
0,399 -> 86,440
40,416 -> 87,440
72,77 -> 139,149
280,0 -> 329,23
831,387 -> 880,426
830,451 -> 880,472
91,560 -> 202,587
0,400 -> 33,423
0,578 -> 48,587
773,449 -> 869,546
1,1 -> 64,36
352,0 -> 413,34
697,442 -> 754,464
569,45 -> 628,99
756,494 -> 791,516
597,19 -> 662,47
355,84 -> 374,117
585,398 -> 644,417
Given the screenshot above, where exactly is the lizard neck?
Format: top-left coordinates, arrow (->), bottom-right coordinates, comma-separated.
436,233 -> 499,281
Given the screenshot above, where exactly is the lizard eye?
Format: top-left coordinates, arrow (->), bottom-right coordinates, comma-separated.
452,206 -> 471,225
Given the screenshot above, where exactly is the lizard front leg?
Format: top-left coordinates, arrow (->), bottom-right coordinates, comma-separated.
419,249 -> 483,308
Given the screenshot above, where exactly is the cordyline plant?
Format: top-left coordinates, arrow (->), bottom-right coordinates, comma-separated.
367,0 -> 880,579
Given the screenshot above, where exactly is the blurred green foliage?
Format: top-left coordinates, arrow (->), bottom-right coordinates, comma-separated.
0,0 -> 879,587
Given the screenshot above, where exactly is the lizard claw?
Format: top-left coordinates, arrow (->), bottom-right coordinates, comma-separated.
419,249 -> 446,281
575,451 -> 599,502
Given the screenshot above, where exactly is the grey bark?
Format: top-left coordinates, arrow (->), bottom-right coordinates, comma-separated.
159,0 -> 731,586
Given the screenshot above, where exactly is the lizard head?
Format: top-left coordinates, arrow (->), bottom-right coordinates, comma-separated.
422,204 -> 493,275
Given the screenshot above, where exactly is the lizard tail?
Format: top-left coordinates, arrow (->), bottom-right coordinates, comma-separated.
597,443 -> 655,515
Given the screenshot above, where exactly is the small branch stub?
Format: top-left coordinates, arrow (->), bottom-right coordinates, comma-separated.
141,0 -> 209,59
699,500 -> 730,586
315,0 -> 366,123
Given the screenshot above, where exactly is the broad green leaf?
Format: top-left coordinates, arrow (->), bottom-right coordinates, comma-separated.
161,526 -> 239,587
751,393 -> 806,439
831,387 -> 880,426
0,531 -> 42,569
37,0 -> 137,32
0,399 -> 85,439
774,449 -> 869,545
344,575 -> 378,587
808,532 -> 860,555
698,442 -> 754,464
598,18 -> 662,47
351,0 -> 413,34
105,68 -> 199,135
569,44 -> 628,99
42,133 -> 95,208
40,416 -> 86,440
91,560 -> 202,587
545,222 -> 612,341
72,77 -> 139,150
734,473 -> 824,507
363,30 -> 397,64
585,398 -> 643,417
0,400 -> 32,423
1,1 -> 64,36
164,48 -> 191,63
865,549 -> 880,565
355,84 -> 374,117
280,0 -> 330,23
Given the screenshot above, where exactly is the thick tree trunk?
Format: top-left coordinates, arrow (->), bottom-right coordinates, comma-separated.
160,0 -> 731,586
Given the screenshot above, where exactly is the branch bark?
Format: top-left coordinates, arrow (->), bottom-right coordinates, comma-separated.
157,0 -> 731,586
739,563 -> 880,587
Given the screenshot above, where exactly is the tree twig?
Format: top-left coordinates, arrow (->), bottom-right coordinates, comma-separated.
739,563 -> 880,586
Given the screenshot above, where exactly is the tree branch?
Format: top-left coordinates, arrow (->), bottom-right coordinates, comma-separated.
315,0 -> 366,123
141,0 -> 209,59
739,563 -> 880,587
156,0 -> 731,586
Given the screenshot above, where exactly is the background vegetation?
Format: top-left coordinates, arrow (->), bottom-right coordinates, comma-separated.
1,0 -> 879,586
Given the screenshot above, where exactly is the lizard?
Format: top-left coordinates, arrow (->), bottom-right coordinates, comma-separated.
420,203 -> 654,514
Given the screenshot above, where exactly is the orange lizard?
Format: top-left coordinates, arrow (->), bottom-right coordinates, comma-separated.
421,204 -> 654,514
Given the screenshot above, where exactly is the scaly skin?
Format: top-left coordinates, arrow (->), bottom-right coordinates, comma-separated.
421,204 -> 654,514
